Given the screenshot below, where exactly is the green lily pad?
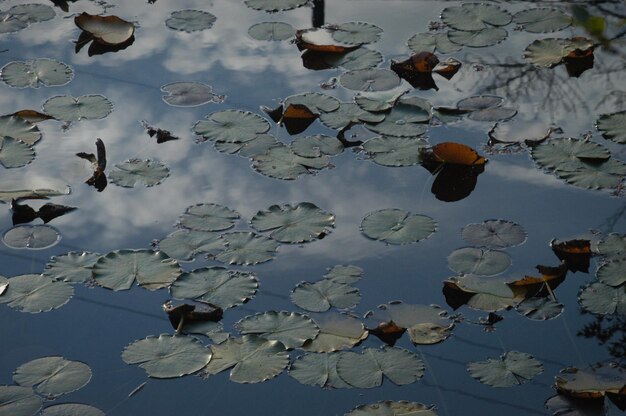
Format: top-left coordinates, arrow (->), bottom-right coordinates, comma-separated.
0,187 -> 69,203
161,82 -> 223,107
248,22 -> 294,41
215,232 -> 278,265
109,159 -> 169,188
181,320 -> 229,344
362,136 -> 428,167
157,230 -> 224,261
361,209 -> 436,245
531,138 -> 610,172
0,385 -> 42,416
0,16 -> 28,34
331,22 -> 382,45
323,48 -> 383,70
524,37 -> 594,67
597,233 -> 626,259
1,59 -> 73,88
3,225 -> 60,249
516,297 -> 564,320
42,403 -> 105,416
468,107 -> 516,122
364,97 -> 430,137
43,252 -> 100,283
408,32 -> 462,54
42,95 -> 113,122
8,4 -> 55,24
579,282 -> 626,315
92,249 -> 181,291
319,102 -> 384,130
122,334 -> 211,379
214,133 -> 280,156
236,311 -> 319,349
165,10 -> 216,32
355,86 -> 409,112
457,95 -> 503,111
170,267 -> 258,309
250,202 -> 335,244
365,301 -> 453,333
0,136 -> 35,168
193,110 -> 270,143
558,158 -> 626,190
284,92 -> 341,114
325,265 -> 363,284
302,312 -> 368,352
468,351 -> 543,387
13,357 -> 91,396
555,364 -> 626,398
462,219 -> 526,249
447,247 -> 511,276
291,279 -> 360,312
291,135 -> 343,158
336,347 -> 424,388
346,400 -> 437,416
244,0 -> 308,12
0,274 -> 73,313
252,145 -> 331,180
289,352 -> 351,388
341,68 -> 401,92
446,275 -> 520,312
598,260 -> 626,287
204,335 -> 289,383
178,203 -> 240,232
0,115 -> 41,146
448,27 -> 508,48
513,8 -> 572,33
441,3 -> 512,31
597,111 -> 626,144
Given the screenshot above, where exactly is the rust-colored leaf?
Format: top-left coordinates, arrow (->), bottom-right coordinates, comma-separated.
432,58 -> 462,80
551,238 -> 592,273
368,320 -> 406,346
508,263 -> 568,298
295,28 -> 358,53
430,142 -> 487,166
11,110 -> 55,123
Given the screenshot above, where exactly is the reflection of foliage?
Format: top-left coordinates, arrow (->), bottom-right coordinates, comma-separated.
578,312 -> 626,364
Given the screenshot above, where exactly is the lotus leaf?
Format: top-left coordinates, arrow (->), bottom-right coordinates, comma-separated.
252,145 -> 331,180
468,351 -> 543,387
364,98 -> 430,137
362,136 -> 428,167
448,27 -> 508,48
302,312 -> 368,352
193,110 -> 269,143
182,320 -> 229,344
597,233 -> 626,259
214,133 -> 280,156
289,352 -> 351,388
0,385 -> 42,416
0,137 -> 34,168
244,0 -> 308,12
165,10 -> 216,32
345,400 -> 437,416
325,265 -> 363,284
161,82 -> 223,107
516,297 -> 563,320
92,249 -> 181,291
291,280 -> 360,312
340,69 -> 401,92
171,267 -> 258,308
355,86 -> 409,112
215,232 -> 278,265
336,347 -> 424,388
43,252 -> 100,283
579,282 -> 626,315
544,394 -> 606,416
3,225 -> 60,249
0,274 -> 72,313
291,135 -> 343,158
531,138 -> 609,172
360,209 -> 436,245
75,13 -> 134,45
462,219 -> 526,248
236,310 -> 319,349
8,4 -> 55,24
323,48 -> 383,70
555,365 -> 626,398
447,247 -> 511,276
441,3 -> 512,31
1,59 -> 73,88
597,111 -> 626,144
248,22 -> 294,41
122,334 -> 211,379
42,403 -> 105,416
13,357 -> 91,396
42,95 -> 113,122
524,37 -> 594,67
109,159 -> 169,188
331,22 -> 382,45
513,8 -> 572,33
204,335 -> 289,383
250,202 -> 335,244
158,230 -> 224,261
408,32 -> 462,54
284,92 -> 340,114
319,102 -> 384,130
0,115 -> 41,145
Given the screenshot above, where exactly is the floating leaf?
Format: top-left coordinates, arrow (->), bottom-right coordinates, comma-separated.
296,27 -> 358,53
252,145 -> 331,180
322,48 -> 383,70
244,0 -> 308,12
214,133 -> 280,156
524,37 -> 594,67
92,249 -> 180,291
579,282 -> 626,315
447,247 -> 511,276
3,225 -> 60,249
362,136 -> 428,167
170,267 -> 258,309
355,86 -> 409,112
0,187 -> 69,203
424,142 -> 487,167
597,233 -> 626,259
250,202 -> 335,244
325,265 -> 363,285
42,403 -> 105,416
364,98 -> 430,137
0,137 -> 35,169
531,138 -> 609,172
468,351 -> 543,387
551,238 -> 592,273
166,10 -> 216,32
448,28 -> 508,48
346,400 -> 437,416
456,95 -> 516,121
236,311 -> 319,349
441,3 -> 512,31
291,135 -> 343,158
157,230 -> 224,261
0,274 -> 72,313
0,15 -> 28,35
42,95 -> 113,122
10,110 -> 54,124
291,280 -> 360,312
248,22 -> 294,41
462,219 -> 526,248
0,385 -> 42,416
597,111 -> 626,144
75,13 -> 135,45
302,312 -> 368,352
516,297 -> 563,320
597,259 -> 626,287
43,252 -> 100,283
408,32 -> 462,54
122,334 -> 211,379
215,232 -> 278,265
340,69 -> 401,92
513,8 -> 572,33
1,59 -> 73,88
361,209 -> 436,245
336,347 -> 424,388
109,159 -> 169,188
13,357 -> 91,396
161,82 -> 223,107
331,22 -> 382,45
181,320 -> 228,344
179,203 -> 240,232
444,275 -> 521,312
284,92 -> 341,114
193,110 -> 270,143
0,115 -> 41,145
555,365 -> 626,399
319,102 -> 384,130
289,352 -> 350,388
545,394 -> 606,416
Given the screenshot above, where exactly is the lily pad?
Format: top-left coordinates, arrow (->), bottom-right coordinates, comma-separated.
0,187 -> 69,203
596,233 -> 626,259
182,320 -> 229,344
214,133 -> 280,156
42,95 -> 113,122
161,82 -> 223,107
1,59 -> 73,88
122,334 -> 211,379
109,159 -> 169,188
236,311 -> 319,349
0,137 -> 35,169
291,279 -> 360,312
336,347 -> 424,388
355,86 -> 409,112
248,22 -> 294,41
579,282 -> 626,315
448,27 -> 508,48
597,111 -> 626,144
215,232 -> 278,265
544,394 -> 606,416
441,3 -> 512,31
340,69 -> 401,92
250,202 -> 335,244
513,9 -> 572,33
165,10 -> 216,32
361,209 -> 436,245
447,247 -> 511,276
363,136 -> 428,167
555,364 -> 626,398
0,274 -> 73,313
323,48 -> 383,70
157,230 -> 224,261
302,312 -> 368,352
8,4 -> 55,24
331,22 -> 382,45
43,252 -> 100,283
531,138 -> 610,172
0,115 -> 41,146
0,15 -> 28,34
178,203 -> 240,232
325,265 -> 363,284
42,403 -> 105,416
346,401 -> 437,416
524,37 -> 594,67
0,385 -> 42,416
244,0 -> 309,12
597,259 -> 626,287
462,219 -> 526,249
193,110 -> 270,143
289,352 -> 350,388
291,135 -> 343,158
92,249 -> 181,291
364,98 -> 430,137
444,275 -> 521,312
319,102 -> 384,130
284,92 -> 341,114
516,297 -> 564,320
74,13 -> 135,45
204,335 -> 289,383
408,32 -> 462,54
468,351 -> 543,387
252,145 -> 331,180
170,267 -> 258,309
13,357 -> 91,396
3,225 -> 60,249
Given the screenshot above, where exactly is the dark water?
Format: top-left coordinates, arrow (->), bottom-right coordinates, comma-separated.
0,1 -> 625,415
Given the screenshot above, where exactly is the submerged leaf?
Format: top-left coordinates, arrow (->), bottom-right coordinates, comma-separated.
468,351 -> 543,387
250,202 -> 335,244
361,209 -> 436,245
0,274 -> 73,313
13,357 -> 91,396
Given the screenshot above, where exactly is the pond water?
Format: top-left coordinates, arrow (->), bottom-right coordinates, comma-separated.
0,0 -> 625,415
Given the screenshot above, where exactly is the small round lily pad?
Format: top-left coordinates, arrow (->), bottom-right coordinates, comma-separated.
0,274 -> 73,313
340,68 -> 401,92
43,252 -> 100,283
250,202 -> 335,244
1,59 -> 73,88
468,350 -> 543,387
447,247 -> 511,276
461,219 -> 526,248
42,95 -> 113,122
3,225 -> 60,249
513,8 -> 572,33
109,159 -> 169,188
13,356 -> 91,396
193,110 -> 270,143
179,203 -> 240,232
165,10 -> 216,32
361,209 -> 436,245
248,22 -> 294,41
0,136 -> 35,169
597,111 -> 626,144
331,22 -> 382,45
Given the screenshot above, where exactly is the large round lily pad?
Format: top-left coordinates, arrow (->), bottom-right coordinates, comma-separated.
361,209 -> 436,245
579,282 -> 626,315
13,356 -> 91,396
248,22 -> 294,41
362,136 -> 428,167
302,312 -> 368,352
9,4 -> 55,24
43,252 -> 100,283
179,203 -> 240,232
250,202 -> 335,244
467,351 -> 543,387
290,135 -> 343,158
323,48 -> 383,70
441,3 -> 512,31
157,230 -> 224,261
408,32 -> 462,54
331,22 -> 382,45
0,274 -> 73,313
597,259 -> 626,287
3,225 -> 60,249
0,115 -> 41,145
513,8 -> 572,33
42,95 -> 113,122
531,138 -> 609,172
193,110 -> 270,143
461,219 -> 526,248
0,385 -> 42,416
289,352 -> 350,388
448,27 -> 508,48
42,403 -> 105,416
364,98 -> 430,137
165,10 -> 216,32
597,111 -> 626,144
214,133 -> 280,156
325,265 -> 363,284
291,279 -> 360,312
516,297 -> 563,320
447,247 -> 511,276
336,347 -> 424,388
215,232 -> 278,265
252,145 -> 331,180
346,401 -> 437,416
319,102 -> 384,130
109,159 -> 169,188
236,311 -> 319,349
524,37 -> 593,67
555,364 -> 626,398
1,59 -> 73,88
340,69 -> 401,92
0,136 -> 35,169
596,233 -> 626,259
